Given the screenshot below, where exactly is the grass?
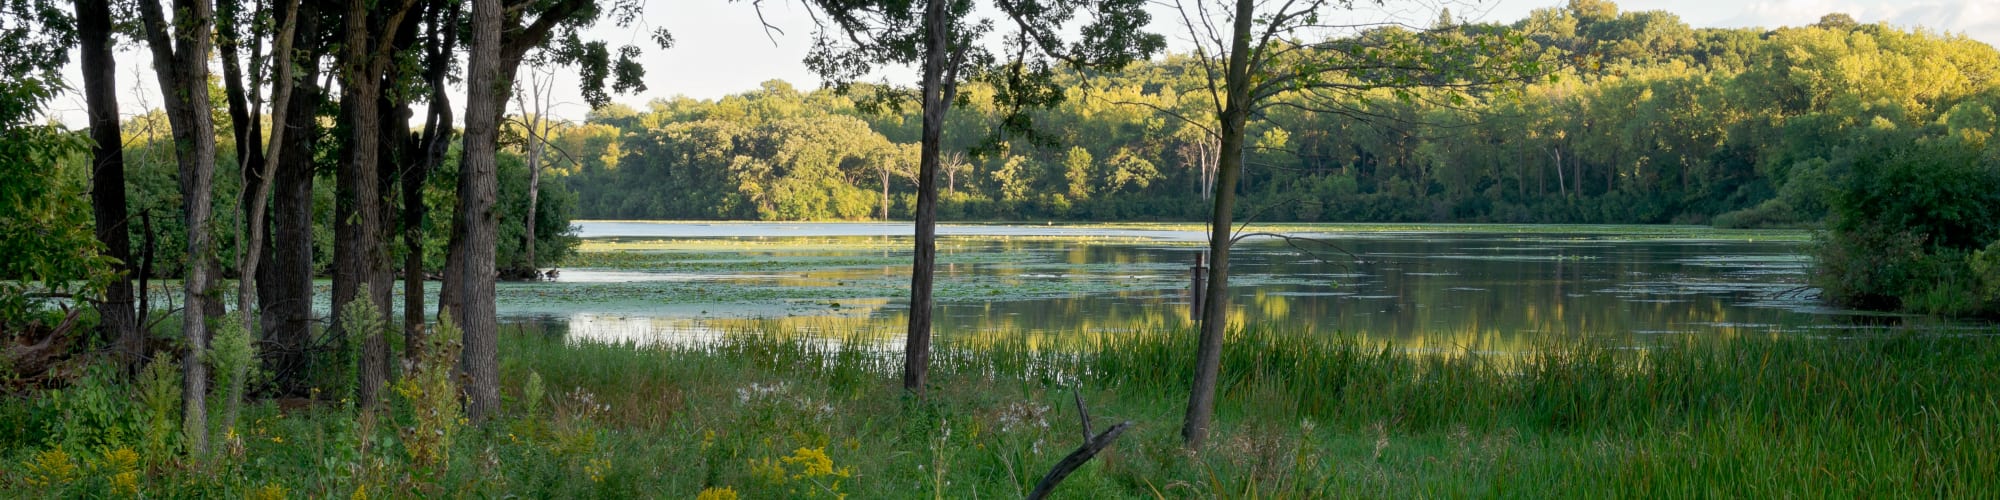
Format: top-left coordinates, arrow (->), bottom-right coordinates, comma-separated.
4,325 -> 1996,497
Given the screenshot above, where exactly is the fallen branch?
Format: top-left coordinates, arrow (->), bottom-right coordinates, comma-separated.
1026,389 -> 1133,500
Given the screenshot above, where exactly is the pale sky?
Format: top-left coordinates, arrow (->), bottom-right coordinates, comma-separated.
44,0 -> 2000,128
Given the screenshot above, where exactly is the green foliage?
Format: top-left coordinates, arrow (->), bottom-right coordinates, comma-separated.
209,312 -> 261,440
392,315 -> 464,483
1815,138 -> 2000,315
0,123 -> 113,329
36,362 -> 137,451
330,288 -> 386,404
425,145 -> 583,272
135,353 -> 183,457
558,7 -> 2000,227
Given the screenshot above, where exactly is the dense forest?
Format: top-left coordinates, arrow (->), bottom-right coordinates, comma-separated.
556,4 -> 2000,227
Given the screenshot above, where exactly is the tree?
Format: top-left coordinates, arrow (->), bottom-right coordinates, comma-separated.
512,66 -> 561,278
262,0 -> 330,395
398,0 -> 462,353
136,0 -> 222,453
1,0 -> 111,376
1159,0 -> 1549,448
72,0 -> 141,369
448,0 -> 652,423
800,0 -> 1164,397
333,0 -> 419,409
225,0 -> 300,438
454,0 -> 507,423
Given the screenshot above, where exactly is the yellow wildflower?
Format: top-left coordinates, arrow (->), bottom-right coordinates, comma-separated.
103,447 -> 141,473
782,447 -> 834,478
695,486 -> 740,500
22,449 -> 77,488
109,471 -> 140,496
248,483 -> 288,500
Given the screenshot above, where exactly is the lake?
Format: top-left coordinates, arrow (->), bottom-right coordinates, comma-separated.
487,221 -> 1972,350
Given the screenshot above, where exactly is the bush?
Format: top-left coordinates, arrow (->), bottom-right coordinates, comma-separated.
1814,139 -> 2000,316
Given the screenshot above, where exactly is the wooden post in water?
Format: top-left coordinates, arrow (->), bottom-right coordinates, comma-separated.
1191,252 -> 1207,323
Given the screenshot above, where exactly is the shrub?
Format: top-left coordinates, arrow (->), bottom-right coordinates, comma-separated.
1814,138 -> 2000,316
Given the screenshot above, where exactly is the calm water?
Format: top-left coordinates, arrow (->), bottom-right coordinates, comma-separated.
502,221 -> 1972,350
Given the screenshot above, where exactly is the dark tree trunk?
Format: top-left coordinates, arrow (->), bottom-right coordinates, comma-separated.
455,0 -> 505,422
263,33 -> 321,395
402,0 -> 458,355
446,0 -> 588,422
334,0 -> 416,408
227,0 -> 301,438
76,0 -> 140,370
218,0 -> 265,211
375,4 -> 418,363
1181,0 -> 1256,450
902,0 -> 956,397
334,64 -> 392,410
138,0 -> 219,454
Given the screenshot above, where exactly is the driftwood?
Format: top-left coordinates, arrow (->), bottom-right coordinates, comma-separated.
1026,389 -> 1132,500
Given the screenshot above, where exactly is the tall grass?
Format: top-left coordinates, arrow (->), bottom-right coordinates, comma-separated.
5,323 -> 1996,497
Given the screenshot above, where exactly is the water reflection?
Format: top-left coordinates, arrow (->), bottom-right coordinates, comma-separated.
509,223 -> 1978,350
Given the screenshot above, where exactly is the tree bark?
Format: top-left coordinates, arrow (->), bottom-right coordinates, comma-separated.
138,0 -> 219,455
902,0 -> 955,397
218,0 -> 265,212
446,0 -> 589,422
403,0 -> 458,354
455,0 -> 505,422
227,0 -> 299,437
334,0 -> 416,409
263,28 -> 322,395
1181,0 -> 1256,450
76,0 -> 140,371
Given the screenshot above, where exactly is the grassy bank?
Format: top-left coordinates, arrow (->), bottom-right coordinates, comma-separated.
5,326 -> 1996,497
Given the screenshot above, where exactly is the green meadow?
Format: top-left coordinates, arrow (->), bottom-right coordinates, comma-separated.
7,322 -> 1996,497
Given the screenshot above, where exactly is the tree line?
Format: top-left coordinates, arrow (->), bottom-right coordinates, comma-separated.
559,4 -> 2000,229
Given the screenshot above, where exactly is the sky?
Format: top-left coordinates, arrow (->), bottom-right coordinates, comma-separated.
44,0 -> 2000,128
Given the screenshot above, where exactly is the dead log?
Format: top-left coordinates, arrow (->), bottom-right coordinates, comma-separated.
6,307 -> 84,383
1026,389 -> 1132,500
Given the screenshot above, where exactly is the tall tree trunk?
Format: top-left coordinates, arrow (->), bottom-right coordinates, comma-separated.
455,0 -> 505,422
263,31 -> 321,395
334,0 -> 416,408
1181,0 -> 1255,450
227,0 -> 299,437
76,0 -> 140,370
445,0 -> 585,422
404,0 -> 458,354
335,62 -> 391,410
138,0 -> 219,455
902,0 -> 955,397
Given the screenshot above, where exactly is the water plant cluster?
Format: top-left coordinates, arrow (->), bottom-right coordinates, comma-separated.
4,324 -> 1993,497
